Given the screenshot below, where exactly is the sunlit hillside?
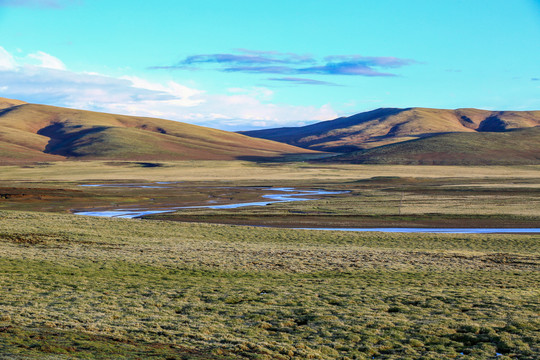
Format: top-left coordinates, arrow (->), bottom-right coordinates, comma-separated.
241,107 -> 540,152
0,98 -> 319,164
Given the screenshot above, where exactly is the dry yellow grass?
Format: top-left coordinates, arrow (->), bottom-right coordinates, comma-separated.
0,160 -> 539,182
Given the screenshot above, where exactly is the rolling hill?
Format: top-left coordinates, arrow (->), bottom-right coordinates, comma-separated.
323,127 -> 540,165
240,107 -> 540,152
0,98 -> 319,164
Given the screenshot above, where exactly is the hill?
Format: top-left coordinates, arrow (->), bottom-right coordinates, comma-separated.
0,98 -> 319,164
240,107 -> 540,152
323,127 -> 540,165
0,97 -> 26,109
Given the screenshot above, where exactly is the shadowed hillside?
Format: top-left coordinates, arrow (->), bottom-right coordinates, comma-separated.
0,98 -> 319,164
323,127 -> 540,165
240,107 -> 540,152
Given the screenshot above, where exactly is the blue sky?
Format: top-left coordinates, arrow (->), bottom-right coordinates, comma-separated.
0,0 -> 539,130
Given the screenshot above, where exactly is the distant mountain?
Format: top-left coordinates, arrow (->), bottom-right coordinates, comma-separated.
323,127 -> 540,165
0,98 -> 319,164
240,107 -> 540,152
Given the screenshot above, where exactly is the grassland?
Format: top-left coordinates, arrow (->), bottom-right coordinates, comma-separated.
1,160 -> 539,182
0,161 -> 538,228
0,161 -> 539,359
1,210 -> 539,359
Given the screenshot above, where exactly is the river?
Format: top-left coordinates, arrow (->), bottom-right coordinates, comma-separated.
73,185 -> 540,234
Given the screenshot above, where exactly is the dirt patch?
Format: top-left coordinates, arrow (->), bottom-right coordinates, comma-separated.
0,187 -> 83,201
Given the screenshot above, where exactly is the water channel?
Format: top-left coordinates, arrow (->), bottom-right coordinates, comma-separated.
73,184 -> 540,234
74,187 -> 345,218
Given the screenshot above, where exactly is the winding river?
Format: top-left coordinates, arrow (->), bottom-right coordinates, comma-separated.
73,185 -> 540,234
74,187 -> 345,218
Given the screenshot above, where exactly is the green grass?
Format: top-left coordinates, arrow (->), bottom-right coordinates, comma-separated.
1,210 -> 539,359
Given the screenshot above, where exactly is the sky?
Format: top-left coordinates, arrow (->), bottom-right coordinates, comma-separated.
0,0 -> 539,131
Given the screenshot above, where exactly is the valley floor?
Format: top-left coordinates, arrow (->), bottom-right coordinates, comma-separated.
0,161 -> 539,359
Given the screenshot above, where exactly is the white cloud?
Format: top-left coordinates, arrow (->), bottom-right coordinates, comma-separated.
196,94 -> 336,129
0,46 -> 338,130
0,47 -> 16,70
121,75 -> 204,107
28,51 -> 66,70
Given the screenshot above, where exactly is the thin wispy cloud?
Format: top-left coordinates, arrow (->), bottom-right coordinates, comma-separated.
151,49 -> 416,84
234,49 -> 314,63
298,62 -> 395,76
268,77 -> 341,86
180,50 -> 315,66
0,0 -> 78,8
182,54 -> 279,65
223,66 -> 295,74
323,55 -> 414,68
532,78 -> 539,81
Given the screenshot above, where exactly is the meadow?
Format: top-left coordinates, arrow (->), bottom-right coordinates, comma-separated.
0,161 -> 539,359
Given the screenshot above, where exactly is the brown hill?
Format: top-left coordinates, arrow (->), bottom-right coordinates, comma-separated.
0,98 -> 319,164
240,107 -> 540,152
0,97 -> 26,110
323,127 -> 540,165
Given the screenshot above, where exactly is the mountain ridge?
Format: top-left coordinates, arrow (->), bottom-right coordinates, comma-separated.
322,127 -> 540,165
0,98 -> 319,164
239,107 -> 540,152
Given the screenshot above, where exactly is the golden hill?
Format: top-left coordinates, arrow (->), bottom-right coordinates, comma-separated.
324,127 -> 540,165
0,98 -> 319,164
240,107 -> 540,152
0,97 -> 26,110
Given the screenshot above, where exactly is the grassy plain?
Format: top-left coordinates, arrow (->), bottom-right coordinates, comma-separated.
1,160 -> 540,182
0,161 -> 538,228
0,161 -> 539,359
